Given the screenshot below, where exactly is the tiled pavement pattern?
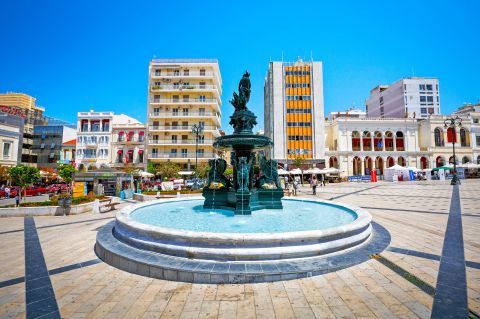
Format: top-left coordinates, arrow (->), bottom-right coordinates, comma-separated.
0,180 -> 478,318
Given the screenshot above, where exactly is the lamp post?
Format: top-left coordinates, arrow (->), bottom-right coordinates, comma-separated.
191,123 -> 204,187
444,116 -> 462,185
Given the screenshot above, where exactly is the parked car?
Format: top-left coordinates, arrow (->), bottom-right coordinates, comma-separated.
24,186 -> 49,196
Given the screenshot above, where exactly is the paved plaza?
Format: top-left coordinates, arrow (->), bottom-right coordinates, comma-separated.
0,180 -> 479,318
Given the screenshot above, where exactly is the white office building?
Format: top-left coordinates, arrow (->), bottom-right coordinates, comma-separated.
366,77 -> 440,119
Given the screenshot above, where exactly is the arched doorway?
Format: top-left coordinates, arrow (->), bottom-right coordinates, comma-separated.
477,155 -> 480,164
352,156 -> 361,175
396,132 -> 405,151
364,156 -> 373,175
362,131 -> 372,151
462,156 -> 470,164
398,156 -> 406,167
329,156 -> 338,168
375,156 -> 384,175
420,156 -> 428,169
436,156 -> 445,167
386,156 -> 395,168
447,127 -> 456,143
374,131 -> 383,151
385,131 -> 394,151
449,156 -> 457,165
352,131 -> 361,151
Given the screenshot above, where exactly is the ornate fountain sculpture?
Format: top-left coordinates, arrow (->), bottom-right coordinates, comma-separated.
203,71 -> 283,214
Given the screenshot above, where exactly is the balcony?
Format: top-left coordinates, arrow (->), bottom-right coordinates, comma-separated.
151,71 -> 215,78
113,138 -> 146,144
149,125 -> 219,131
149,111 -> 221,125
149,152 -> 216,159
150,98 -> 220,107
148,139 -> 214,145
150,84 -> 220,95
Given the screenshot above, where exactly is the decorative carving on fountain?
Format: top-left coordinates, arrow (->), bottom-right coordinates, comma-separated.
258,156 -> 281,189
205,158 -> 230,190
234,156 -> 253,192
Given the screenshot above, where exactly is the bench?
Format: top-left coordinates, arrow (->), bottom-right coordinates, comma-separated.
100,198 -> 118,212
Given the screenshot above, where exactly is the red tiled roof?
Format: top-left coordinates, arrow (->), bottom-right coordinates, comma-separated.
63,139 -> 76,146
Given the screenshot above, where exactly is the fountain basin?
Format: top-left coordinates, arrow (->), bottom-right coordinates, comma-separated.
111,197 -> 372,261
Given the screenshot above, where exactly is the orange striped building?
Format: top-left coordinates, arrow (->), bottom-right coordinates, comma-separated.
264,58 -> 325,166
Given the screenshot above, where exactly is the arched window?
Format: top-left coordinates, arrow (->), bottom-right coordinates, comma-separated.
386,156 -> 395,168
436,156 -> 445,167
460,128 -> 468,147
477,155 -> 480,164
434,128 -> 444,147
449,156 -> 457,164
374,131 -> 383,151
462,156 -> 470,164
375,156 -> 384,175
362,131 -> 372,151
398,156 -> 406,167
329,156 -> 338,168
447,127 -> 456,143
396,131 -> 405,151
352,156 -> 361,175
364,156 -> 373,175
385,131 -> 394,151
352,131 -> 361,151
420,156 -> 428,169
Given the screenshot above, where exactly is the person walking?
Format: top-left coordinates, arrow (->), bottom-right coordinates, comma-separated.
5,186 -> 10,199
311,176 -> 318,195
292,178 -> 299,196
320,174 -> 325,186
15,193 -> 20,207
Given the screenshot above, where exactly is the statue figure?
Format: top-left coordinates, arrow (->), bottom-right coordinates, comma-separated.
230,71 -> 251,111
258,156 -> 281,189
234,156 -> 253,192
205,159 -> 230,189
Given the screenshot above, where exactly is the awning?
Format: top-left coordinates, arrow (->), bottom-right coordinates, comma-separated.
118,131 -> 124,135
139,131 -> 145,136
138,149 -> 144,154
117,150 -> 123,154
289,168 -> 303,175
178,171 -> 194,175
128,131 -> 134,135
127,149 -> 134,153
277,169 -> 290,175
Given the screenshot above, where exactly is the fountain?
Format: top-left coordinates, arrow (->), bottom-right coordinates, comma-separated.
202,71 -> 283,214
94,72 -> 384,284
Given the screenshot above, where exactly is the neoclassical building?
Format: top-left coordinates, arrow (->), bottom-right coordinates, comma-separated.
324,104 -> 480,177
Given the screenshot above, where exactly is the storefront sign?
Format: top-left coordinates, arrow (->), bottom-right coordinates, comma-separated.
73,181 -> 87,198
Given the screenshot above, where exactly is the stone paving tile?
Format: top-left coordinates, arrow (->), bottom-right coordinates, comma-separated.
0,181 -> 479,317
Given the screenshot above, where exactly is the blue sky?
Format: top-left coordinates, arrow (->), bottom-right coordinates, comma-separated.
1,0 -> 479,132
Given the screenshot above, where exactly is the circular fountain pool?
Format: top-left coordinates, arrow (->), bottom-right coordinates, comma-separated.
95,196 -> 383,283
129,199 -> 357,233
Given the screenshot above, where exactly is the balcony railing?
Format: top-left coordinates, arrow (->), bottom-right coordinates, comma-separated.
150,84 -> 217,91
149,125 -> 218,131
149,152 -> 215,159
150,98 -> 218,104
148,139 -> 214,145
152,71 -> 215,77
149,111 -> 219,117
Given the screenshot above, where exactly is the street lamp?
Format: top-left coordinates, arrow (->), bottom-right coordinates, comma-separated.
444,116 -> 462,185
191,123 -> 204,186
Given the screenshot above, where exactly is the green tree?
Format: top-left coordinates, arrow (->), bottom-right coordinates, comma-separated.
8,165 -> 40,199
156,162 -> 181,179
196,162 -> 209,179
0,165 -> 10,184
146,161 -> 156,175
224,167 -> 233,176
293,157 -> 305,168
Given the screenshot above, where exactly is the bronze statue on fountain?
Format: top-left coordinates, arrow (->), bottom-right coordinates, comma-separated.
202,71 -> 283,215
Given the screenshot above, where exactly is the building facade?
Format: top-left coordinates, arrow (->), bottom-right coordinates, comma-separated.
110,122 -> 146,170
0,93 -> 45,165
0,122 -> 22,167
60,139 -> 76,165
366,78 -> 440,119
32,124 -> 76,169
146,59 -> 222,170
264,59 -> 325,166
75,110 -> 140,170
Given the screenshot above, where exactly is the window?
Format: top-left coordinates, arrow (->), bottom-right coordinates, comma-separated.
476,135 -> 480,146
183,108 -> 189,116
200,69 -> 205,76
428,108 -> 434,114
199,95 -> 206,102
153,95 -> 160,103
197,149 -> 205,157
426,84 -> 433,91
420,96 -> 426,103
183,69 -> 189,76
379,96 -> 384,104
199,108 -> 205,115
427,96 -> 433,103
172,95 -> 179,102
421,108 -> 427,114
3,142 -> 11,158
50,143 -> 55,149
419,84 -> 426,91
154,69 -> 161,76
199,82 -> 205,89
182,95 -> 189,102
434,128 -> 444,146
172,108 -> 179,116
173,70 -> 179,76
171,135 -> 177,143
181,148 -> 187,158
